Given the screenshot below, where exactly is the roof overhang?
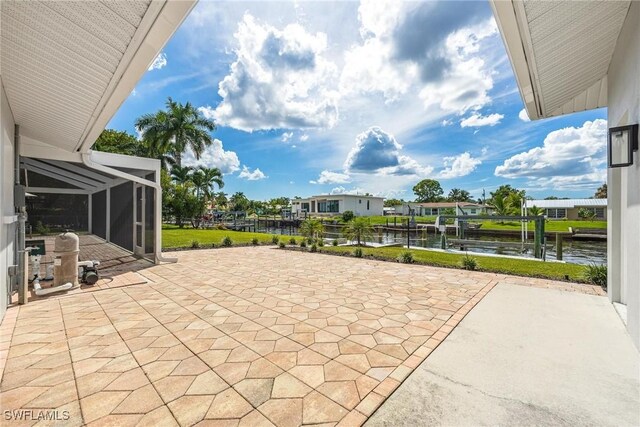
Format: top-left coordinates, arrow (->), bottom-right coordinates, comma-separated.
1,0 -> 196,154
490,0 -> 631,120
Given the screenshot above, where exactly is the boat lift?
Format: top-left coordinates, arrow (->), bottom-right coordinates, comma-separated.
435,214 -> 547,259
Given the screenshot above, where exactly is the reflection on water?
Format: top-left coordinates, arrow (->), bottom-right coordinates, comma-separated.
262,225 -> 607,266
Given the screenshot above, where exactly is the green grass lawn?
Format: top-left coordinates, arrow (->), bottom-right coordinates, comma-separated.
161,225 -> 598,284
475,220 -> 606,232
318,245 -> 589,283
162,225 -> 286,248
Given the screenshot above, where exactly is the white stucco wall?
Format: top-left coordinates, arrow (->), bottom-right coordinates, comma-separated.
607,1 -> 640,349
1,76 -> 16,322
340,196 -> 383,216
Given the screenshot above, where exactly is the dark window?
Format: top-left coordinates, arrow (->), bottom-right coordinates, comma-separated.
367,200 -> 370,210
318,200 -> 339,213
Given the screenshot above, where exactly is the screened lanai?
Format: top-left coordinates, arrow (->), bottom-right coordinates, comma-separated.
20,149 -> 163,261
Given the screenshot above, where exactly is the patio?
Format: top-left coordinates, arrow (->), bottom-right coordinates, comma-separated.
0,245 -> 605,426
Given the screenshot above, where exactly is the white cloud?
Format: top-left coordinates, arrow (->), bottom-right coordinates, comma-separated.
518,108 -> 531,122
442,119 -> 453,126
182,139 -> 240,174
281,132 -> 293,142
238,166 -> 268,180
344,126 -> 432,177
438,152 -> 482,179
210,14 -> 339,132
340,1 -> 497,115
495,119 -> 607,190
310,170 -> 352,185
300,134 -> 309,142
460,112 -> 504,128
148,52 -> 167,71
330,186 -> 365,195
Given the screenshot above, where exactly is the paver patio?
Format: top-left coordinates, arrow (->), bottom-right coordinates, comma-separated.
0,244 -> 604,426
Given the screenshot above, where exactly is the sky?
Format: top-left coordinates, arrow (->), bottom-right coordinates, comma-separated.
108,0 -> 608,202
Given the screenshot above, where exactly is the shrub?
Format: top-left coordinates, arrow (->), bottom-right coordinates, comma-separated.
35,220 -> 50,235
221,236 -> 233,247
578,207 -> 596,220
300,240 -> 307,248
397,250 -> 414,264
310,243 -> 318,252
584,263 -> 607,289
271,235 -> 279,245
461,254 -> 478,270
289,237 -> 297,245
251,237 -> 259,246
353,247 -> 363,258
342,210 -> 355,222
190,239 -> 200,249
279,242 -> 286,248
332,239 -> 339,246
317,239 -> 324,247
307,237 -> 314,245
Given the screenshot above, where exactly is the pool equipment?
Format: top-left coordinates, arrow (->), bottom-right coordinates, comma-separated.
54,232 -> 80,286
78,260 -> 100,285
26,232 -> 101,296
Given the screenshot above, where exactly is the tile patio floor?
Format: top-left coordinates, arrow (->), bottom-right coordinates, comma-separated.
0,245 -> 604,426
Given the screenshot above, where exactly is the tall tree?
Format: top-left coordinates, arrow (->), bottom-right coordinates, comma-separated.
192,167 -> 224,200
413,179 -> 444,202
447,188 -> 472,202
229,192 -> 250,212
213,192 -> 228,210
490,185 -> 525,202
384,198 -> 404,207
595,183 -> 607,199
170,165 -> 193,184
94,129 -> 147,157
135,97 -> 216,167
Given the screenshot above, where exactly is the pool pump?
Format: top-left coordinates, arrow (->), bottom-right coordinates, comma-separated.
79,260 -> 100,285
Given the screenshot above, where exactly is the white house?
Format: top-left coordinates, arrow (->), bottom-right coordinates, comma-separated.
0,1 -> 196,321
491,1 -> 639,348
394,202 -> 486,216
525,199 -> 608,220
292,194 -> 384,217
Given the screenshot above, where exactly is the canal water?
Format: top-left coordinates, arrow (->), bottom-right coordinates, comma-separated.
262,225 -> 607,265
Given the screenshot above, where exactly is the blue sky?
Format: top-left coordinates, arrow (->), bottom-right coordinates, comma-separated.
108,0 -> 608,201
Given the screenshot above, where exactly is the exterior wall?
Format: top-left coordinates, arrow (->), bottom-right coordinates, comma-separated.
293,196 -> 383,216
340,196 -> 383,216
608,1 -> 640,349
1,77 -> 16,322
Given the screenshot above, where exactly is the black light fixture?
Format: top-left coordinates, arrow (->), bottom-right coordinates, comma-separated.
608,124 -> 638,168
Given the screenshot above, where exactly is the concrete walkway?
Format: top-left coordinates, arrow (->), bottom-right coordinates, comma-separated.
366,284 -> 640,426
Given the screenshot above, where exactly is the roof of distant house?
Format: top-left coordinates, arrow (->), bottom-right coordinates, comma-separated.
526,199 -> 607,209
394,202 -> 484,208
294,194 -> 384,200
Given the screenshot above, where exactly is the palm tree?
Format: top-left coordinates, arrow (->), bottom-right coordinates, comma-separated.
197,167 -> 224,199
300,219 -> 324,242
214,192 -> 228,210
527,205 -> 544,216
170,165 -> 193,184
135,97 -> 216,167
342,217 -> 374,246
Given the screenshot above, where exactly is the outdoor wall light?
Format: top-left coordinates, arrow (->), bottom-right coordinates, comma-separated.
608,124 -> 638,168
